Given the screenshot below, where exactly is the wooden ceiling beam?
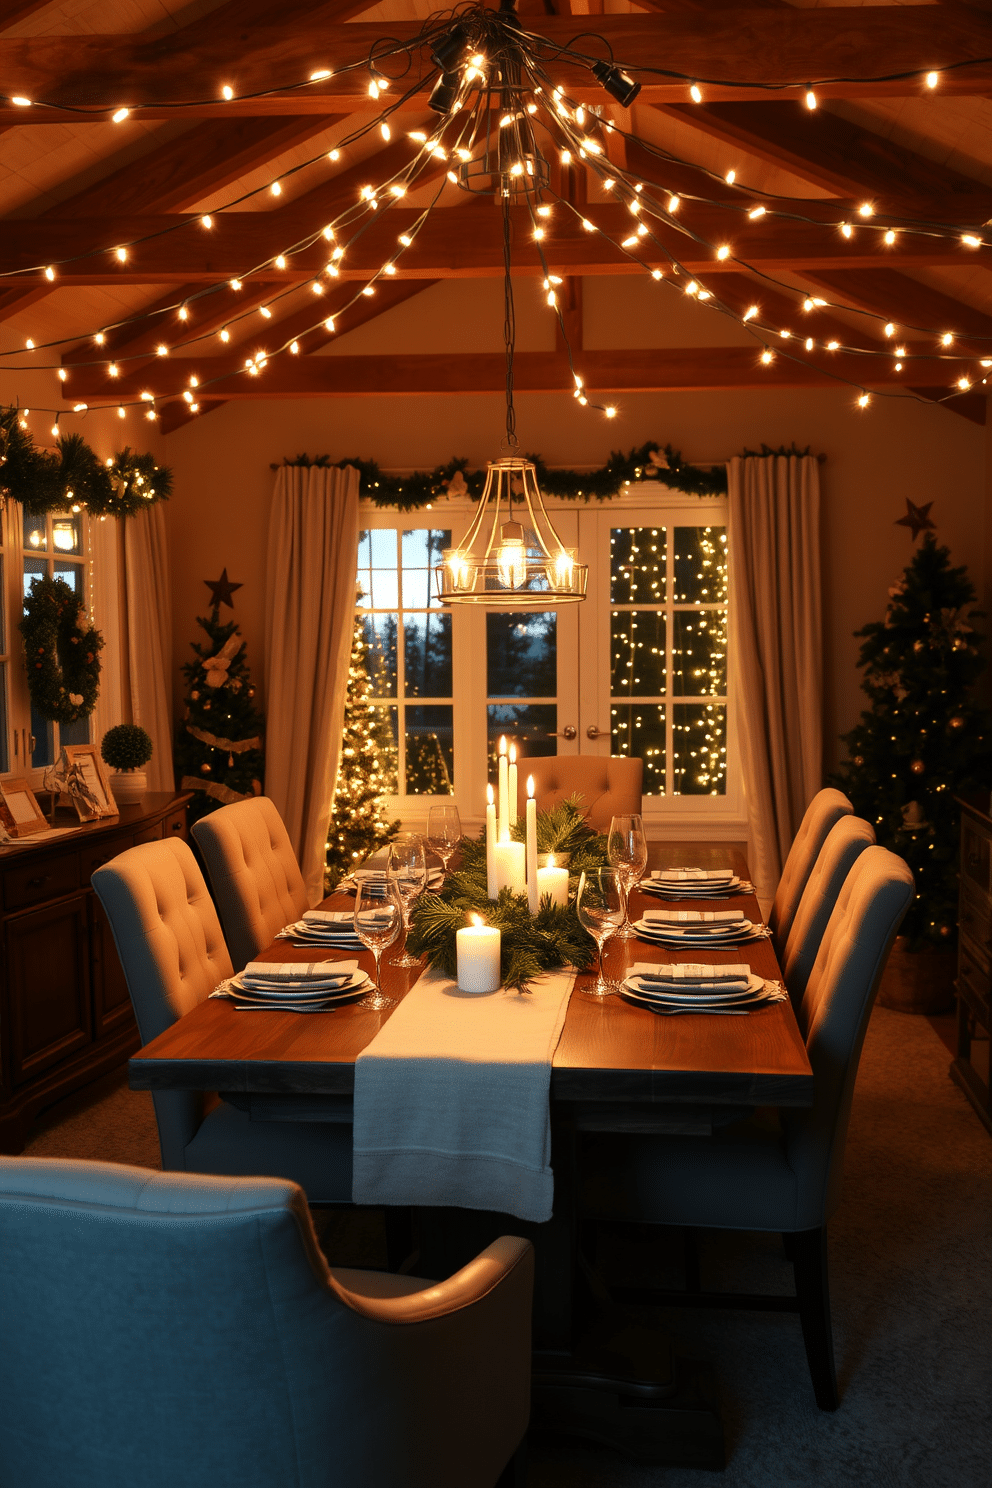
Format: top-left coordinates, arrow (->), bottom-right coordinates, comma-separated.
798,267 -> 992,351
64,345 -> 986,412
5,200 -> 987,284
654,101 -> 992,219
1,10 -> 991,122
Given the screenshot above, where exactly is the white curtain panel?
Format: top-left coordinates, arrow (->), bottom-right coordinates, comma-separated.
264,463 -> 360,905
123,504 -> 174,793
728,454 -> 822,905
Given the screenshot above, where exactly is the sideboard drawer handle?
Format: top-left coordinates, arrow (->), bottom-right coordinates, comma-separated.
27,873 -> 52,888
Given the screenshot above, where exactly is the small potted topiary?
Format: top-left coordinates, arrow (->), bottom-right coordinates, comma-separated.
101,723 -> 153,803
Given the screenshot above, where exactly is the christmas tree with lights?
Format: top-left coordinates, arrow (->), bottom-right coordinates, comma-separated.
832,532 -> 992,949
325,601 -> 399,888
174,573 -> 265,826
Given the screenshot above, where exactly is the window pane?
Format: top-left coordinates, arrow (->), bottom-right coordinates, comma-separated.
404,613 -> 451,698
612,703 -> 666,796
611,610 -> 666,698
23,556 -> 46,600
487,704 -> 557,773
0,555 -> 5,653
673,704 -> 727,795
362,615 -> 397,698
671,610 -> 727,697
486,612 -> 557,697
23,512 -> 46,553
357,529 -> 398,609
0,662 -> 7,773
54,561 -> 83,593
371,705 -> 399,794
401,528 -> 450,610
51,515 -> 82,555
673,527 -> 728,604
611,527 -> 666,604
60,715 -> 90,746
405,705 -> 454,795
30,706 -> 54,769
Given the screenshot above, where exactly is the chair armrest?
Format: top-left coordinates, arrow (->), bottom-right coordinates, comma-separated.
328,1235 -> 533,1325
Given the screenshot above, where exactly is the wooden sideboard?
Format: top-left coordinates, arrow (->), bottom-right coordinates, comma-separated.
954,796 -> 992,1135
0,791 -> 190,1154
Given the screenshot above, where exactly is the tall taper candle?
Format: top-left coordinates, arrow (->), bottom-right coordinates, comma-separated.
498,735 -> 509,841
526,776 -> 538,915
508,744 -> 518,827
486,784 -> 498,901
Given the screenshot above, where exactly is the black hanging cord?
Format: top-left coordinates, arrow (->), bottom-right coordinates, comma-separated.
502,194 -> 518,450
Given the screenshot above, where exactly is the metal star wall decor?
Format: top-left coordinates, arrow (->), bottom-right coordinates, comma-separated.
204,569 -> 243,609
895,499 -> 936,542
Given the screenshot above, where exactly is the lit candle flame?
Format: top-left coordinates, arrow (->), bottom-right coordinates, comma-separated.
548,854 -> 556,869
527,776 -> 535,799
487,783 -> 494,804
469,913 -> 484,928
499,735 -> 507,755
509,744 -> 516,763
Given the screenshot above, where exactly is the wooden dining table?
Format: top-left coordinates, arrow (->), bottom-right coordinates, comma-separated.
129,840 -> 812,1469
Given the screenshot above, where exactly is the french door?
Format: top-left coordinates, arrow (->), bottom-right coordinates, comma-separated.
359,485 -> 744,837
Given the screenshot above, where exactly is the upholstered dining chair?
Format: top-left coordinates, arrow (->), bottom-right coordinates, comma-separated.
581,845 -> 914,1411
519,755 -> 643,833
0,1158 -> 533,1488
768,786 -> 854,956
92,837 -> 353,1205
780,814 -> 876,1007
192,795 -> 309,972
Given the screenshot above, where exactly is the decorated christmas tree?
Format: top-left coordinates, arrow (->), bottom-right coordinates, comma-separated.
325,602 -> 399,888
174,572 -> 265,826
832,532 -> 992,949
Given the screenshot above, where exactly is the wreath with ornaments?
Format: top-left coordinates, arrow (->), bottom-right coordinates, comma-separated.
19,576 -> 103,724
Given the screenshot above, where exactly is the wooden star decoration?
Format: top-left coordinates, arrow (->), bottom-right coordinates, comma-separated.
895,499 -> 936,543
204,569 -> 242,609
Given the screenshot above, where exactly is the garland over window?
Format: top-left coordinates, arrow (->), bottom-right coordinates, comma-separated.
19,576 -> 103,724
275,442 -> 814,511
0,410 -> 172,519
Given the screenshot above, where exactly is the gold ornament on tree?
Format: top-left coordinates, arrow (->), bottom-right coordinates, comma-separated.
910,759 -> 925,775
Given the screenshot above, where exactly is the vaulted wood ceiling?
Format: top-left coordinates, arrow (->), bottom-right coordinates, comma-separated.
3,0 -> 992,434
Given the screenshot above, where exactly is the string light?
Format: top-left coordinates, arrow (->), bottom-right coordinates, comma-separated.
11,97 -> 32,108
221,85 -> 234,100
926,71 -> 939,88
805,89 -> 817,110
748,206 -> 766,220
178,304 -> 189,321
112,107 -> 130,123
274,255 -> 287,269
857,392 -> 871,408
108,362 -> 119,377
290,340 -> 300,353
25,338 -> 34,349
201,215 -> 213,229
858,203 -> 874,217
219,328 -> 230,342
115,247 -> 127,262
45,266 -> 55,281
690,84 -> 702,103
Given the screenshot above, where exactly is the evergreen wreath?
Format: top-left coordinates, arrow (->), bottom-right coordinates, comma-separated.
19,576 -> 103,724
406,798 -> 608,987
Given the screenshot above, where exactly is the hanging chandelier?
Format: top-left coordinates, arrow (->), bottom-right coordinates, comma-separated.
436,456 -> 588,606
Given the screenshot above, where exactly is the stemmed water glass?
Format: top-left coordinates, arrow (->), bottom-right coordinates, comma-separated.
576,867 -> 625,998
388,832 -> 428,967
427,803 -> 462,878
608,813 -> 648,939
354,875 -> 403,1010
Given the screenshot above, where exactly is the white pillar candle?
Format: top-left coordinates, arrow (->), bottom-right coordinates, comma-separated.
494,839 -> 527,895
486,784 -> 498,901
508,745 -> 518,827
497,736 -> 509,841
526,777 -> 538,916
536,853 -> 569,909
456,915 -> 501,993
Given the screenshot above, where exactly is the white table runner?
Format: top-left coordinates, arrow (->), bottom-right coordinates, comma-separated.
352,967 -> 575,1223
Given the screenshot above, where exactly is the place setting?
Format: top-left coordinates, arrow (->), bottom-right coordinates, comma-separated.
276,909 -> 365,949
632,907 -> 771,948
209,959 -> 372,1012
620,961 -> 788,1016
639,867 -> 756,900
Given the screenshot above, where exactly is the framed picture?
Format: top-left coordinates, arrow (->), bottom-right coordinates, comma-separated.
61,745 -> 118,821
0,778 -> 48,837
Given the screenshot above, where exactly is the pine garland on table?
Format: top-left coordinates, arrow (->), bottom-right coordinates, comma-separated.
406,798 -> 607,988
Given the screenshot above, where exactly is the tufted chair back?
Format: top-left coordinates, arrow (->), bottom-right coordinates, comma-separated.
781,815 -> 876,1007
769,787 -> 853,956
92,838 -> 233,1168
192,796 -> 309,971
518,755 -> 643,833
785,845 -> 913,1229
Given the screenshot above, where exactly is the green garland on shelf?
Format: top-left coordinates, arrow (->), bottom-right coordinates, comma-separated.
19,575 -> 103,724
405,798 -> 608,988
0,409 -> 171,518
274,442 -> 727,510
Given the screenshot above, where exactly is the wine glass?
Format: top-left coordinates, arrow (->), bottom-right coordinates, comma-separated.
427,803 -> 462,878
354,875 -> 403,1010
388,832 -> 428,967
576,867 -> 624,998
608,813 -> 648,939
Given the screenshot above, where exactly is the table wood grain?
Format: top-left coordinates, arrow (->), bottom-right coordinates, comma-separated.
129,842 -> 812,1109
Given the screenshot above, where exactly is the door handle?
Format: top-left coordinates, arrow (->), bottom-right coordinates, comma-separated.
586,724 -> 607,740
548,726 -> 577,740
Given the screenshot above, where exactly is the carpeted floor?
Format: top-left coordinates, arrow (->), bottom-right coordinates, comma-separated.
21,1006 -> 992,1487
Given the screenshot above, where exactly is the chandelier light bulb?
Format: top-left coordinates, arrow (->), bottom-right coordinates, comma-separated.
496,522 -> 528,590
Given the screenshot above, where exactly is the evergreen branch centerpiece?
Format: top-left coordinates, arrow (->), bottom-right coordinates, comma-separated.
406,797 -> 607,987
